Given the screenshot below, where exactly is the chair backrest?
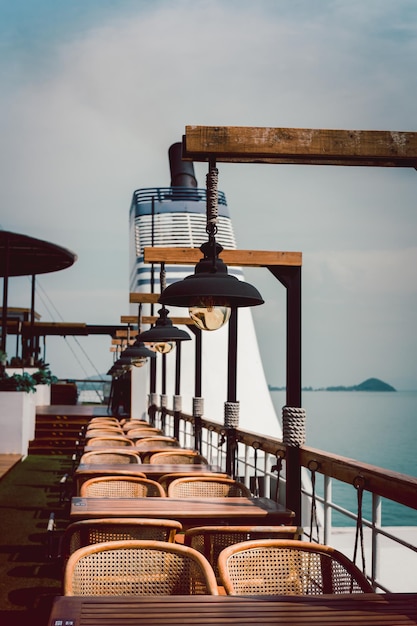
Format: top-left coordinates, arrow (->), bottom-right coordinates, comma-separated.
218,539 -> 374,596
79,450 -> 142,464
184,525 -> 302,580
80,476 -> 166,497
122,420 -> 152,432
168,477 -> 251,498
63,540 -> 219,595
128,429 -> 165,440
88,417 -> 120,425
87,421 -> 122,429
134,437 -> 179,450
61,518 -> 183,561
87,436 -> 134,448
85,429 -> 124,439
158,472 -> 229,494
148,451 -> 208,465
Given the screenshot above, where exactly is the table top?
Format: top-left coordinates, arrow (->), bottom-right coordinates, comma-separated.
48,593 -> 417,626
70,496 -> 294,527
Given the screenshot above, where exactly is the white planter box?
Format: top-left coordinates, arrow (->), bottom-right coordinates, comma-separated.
34,383 -> 51,407
0,391 -> 36,455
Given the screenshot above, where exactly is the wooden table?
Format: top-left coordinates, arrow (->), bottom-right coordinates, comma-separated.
70,496 -> 294,528
74,463 -> 226,493
48,593 -> 417,626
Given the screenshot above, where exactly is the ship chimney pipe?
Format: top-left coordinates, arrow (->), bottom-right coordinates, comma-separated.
169,142 -> 197,188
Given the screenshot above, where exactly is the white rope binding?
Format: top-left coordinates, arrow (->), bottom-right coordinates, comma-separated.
160,394 -> 168,409
149,393 -> 159,407
282,406 -> 306,447
193,397 -> 204,418
173,395 -> 182,412
224,401 -> 240,428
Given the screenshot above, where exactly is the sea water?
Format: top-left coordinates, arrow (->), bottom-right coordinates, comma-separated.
271,390 -> 417,526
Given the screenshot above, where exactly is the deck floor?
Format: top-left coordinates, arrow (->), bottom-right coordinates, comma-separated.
0,454 -> 22,480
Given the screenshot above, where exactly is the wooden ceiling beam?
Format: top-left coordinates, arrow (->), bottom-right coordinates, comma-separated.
183,125 -> 417,167
143,247 -> 302,267
121,315 -> 195,326
129,293 -> 160,304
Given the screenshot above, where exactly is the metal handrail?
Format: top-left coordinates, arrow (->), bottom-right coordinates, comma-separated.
153,406 -> 417,592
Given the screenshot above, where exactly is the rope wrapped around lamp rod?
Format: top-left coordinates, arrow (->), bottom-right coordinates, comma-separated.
282,406 -> 306,447
224,401 -> 240,428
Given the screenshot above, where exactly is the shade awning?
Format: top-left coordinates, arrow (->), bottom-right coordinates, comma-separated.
0,231 -> 77,277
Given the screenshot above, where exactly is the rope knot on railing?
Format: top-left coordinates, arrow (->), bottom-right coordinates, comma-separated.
173,395 -> 182,412
282,406 -> 306,447
224,401 -> 240,428
160,394 -> 168,409
192,397 -> 204,418
149,393 -> 159,407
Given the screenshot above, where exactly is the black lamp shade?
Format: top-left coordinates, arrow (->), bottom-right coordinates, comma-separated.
122,341 -> 156,360
136,307 -> 191,343
158,242 -> 264,308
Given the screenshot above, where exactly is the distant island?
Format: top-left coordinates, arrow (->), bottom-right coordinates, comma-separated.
269,377 -> 396,392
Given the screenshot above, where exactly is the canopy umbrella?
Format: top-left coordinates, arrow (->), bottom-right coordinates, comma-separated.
0,230 -> 77,356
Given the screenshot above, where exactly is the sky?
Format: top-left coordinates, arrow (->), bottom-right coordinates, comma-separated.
0,0 -> 416,390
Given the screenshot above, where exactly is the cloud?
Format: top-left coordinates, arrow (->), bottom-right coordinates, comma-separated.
0,0 -> 416,382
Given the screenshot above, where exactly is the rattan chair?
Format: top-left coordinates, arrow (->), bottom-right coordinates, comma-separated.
158,472 -> 229,494
87,436 -> 134,448
168,476 -> 251,498
184,525 -> 302,581
135,436 -> 179,449
122,420 -> 152,432
63,539 -> 219,595
79,450 -> 142,464
218,539 -> 374,596
85,428 -> 125,439
148,450 -> 208,465
80,476 -> 166,497
60,518 -> 183,562
88,416 -> 120,423
127,428 -> 165,440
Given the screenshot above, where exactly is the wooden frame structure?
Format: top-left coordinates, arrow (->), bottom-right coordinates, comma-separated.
135,125 -> 417,523
182,125 -> 417,167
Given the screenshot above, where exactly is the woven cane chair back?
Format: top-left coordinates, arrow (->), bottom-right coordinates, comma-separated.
79,450 -> 142,464
127,428 -> 164,440
148,451 -> 208,465
88,417 -> 120,426
64,540 -> 219,595
87,436 -> 134,448
80,476 -> 166,497
218,539 -> 374,596
168,477 -> 251,499
61,518 -> 183,562
122,420 -> 152,432
158,472 -> 229,494
135,437 -> 179,449
85,429 -> 125,439
184,525 -> 302,580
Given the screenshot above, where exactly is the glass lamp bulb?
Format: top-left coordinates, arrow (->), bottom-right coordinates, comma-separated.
132,357 -> 147,367
189,304 -> 231,331
153,341 -> 175,354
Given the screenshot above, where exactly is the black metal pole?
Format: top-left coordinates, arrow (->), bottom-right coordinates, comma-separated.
30,274 -> 36,364
173,341 -> 181,440
268,265 -> 302,525
226,307 -> 238,478
1,233 -> 10,355
189,325 -> 202,452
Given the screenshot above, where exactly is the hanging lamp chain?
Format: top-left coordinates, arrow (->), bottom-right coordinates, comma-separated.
206,158 -> 219,240
160,262 -> 166,292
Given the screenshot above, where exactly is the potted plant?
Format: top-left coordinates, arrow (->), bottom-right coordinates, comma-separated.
0,368 -> 37,455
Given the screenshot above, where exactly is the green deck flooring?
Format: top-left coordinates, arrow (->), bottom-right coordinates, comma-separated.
0,455 -> 73,625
